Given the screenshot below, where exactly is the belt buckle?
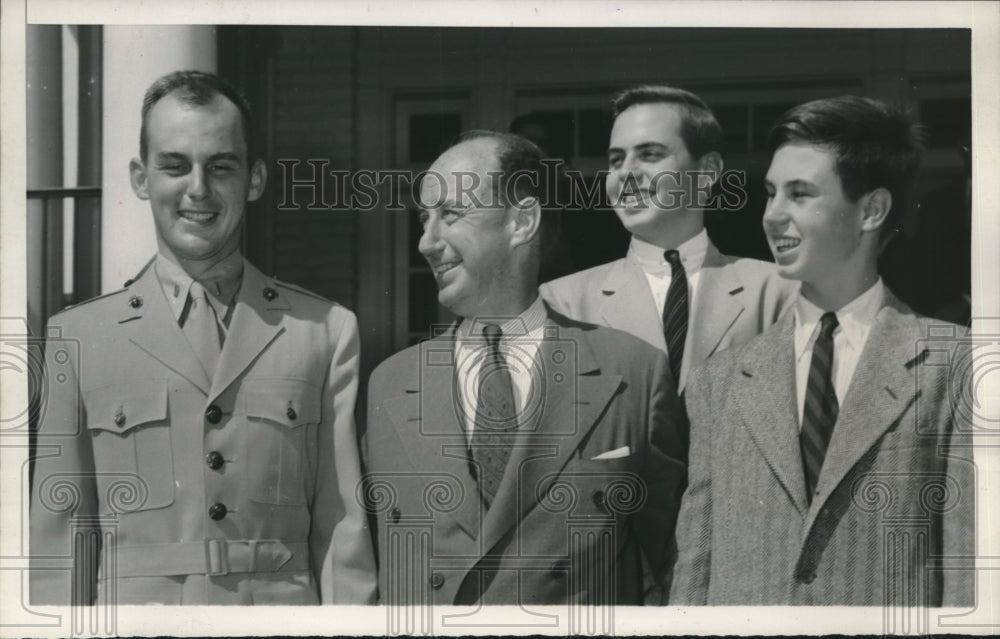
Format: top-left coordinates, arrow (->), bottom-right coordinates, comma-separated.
205,539 -> 230,577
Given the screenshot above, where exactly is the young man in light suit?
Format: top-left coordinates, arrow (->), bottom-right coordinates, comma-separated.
541,85 -> 796,391
364,131 -> 687,607
31,71 -> 376,605
670,96 -> 974,606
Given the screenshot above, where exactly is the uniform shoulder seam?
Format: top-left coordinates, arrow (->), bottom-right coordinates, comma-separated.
50,288 -> 127,318
273,279 -> 335,304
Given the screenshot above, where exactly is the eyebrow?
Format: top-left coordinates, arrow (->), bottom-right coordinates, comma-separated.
154,151 -> 242,163
607,142 -> 669,155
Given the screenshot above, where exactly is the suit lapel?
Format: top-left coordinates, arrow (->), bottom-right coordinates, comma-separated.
803,296 -> 922,532
480,319 -> 622,556
686,243 -> 744,391
599,255 -> 666,353
381,331 -> 481,540
208,262 -> 286,403
733,312 -> 809,514
123,264 -> 212,394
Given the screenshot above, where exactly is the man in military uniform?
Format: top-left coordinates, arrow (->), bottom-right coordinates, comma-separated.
30,70 -> 376,605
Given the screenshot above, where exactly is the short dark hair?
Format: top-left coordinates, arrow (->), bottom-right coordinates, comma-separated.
766,95 -> 923,234
139,70 -> 256,162
611,84 -> 725,158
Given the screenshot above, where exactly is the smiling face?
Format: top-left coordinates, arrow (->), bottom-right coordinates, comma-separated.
763,142 -> 878,305
417,138 -> 519,319
606,103 -> 713,246
130,93 -> 265,268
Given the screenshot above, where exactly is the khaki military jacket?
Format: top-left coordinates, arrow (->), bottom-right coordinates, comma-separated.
30,258 -> 376,605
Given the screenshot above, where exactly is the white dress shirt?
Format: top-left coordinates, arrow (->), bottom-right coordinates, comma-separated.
793,279 -> 885,427
454,296 -> 548,441
630,229 -> 709,324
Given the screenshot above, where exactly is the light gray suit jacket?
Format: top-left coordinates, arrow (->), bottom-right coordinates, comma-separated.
540,241 -> 796,391
670,293 -> 975,605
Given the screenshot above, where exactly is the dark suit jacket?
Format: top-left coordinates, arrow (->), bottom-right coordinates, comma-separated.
364,308 -> 687,606
31,259 -> 376,605
670,292 -> 975,605
540,240 -> 796,391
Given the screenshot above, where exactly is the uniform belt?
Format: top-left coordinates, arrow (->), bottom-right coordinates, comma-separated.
106,540 -> 310,578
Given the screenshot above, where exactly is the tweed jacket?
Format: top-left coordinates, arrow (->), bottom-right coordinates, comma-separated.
30,258 -> 376,605
364,308 -> 688,606
670,292 -> 975,606
540,239 -> 796,391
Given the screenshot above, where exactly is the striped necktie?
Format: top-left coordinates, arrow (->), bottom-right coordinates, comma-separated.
800,311 -> 840,503
470,324 -> 518,508
662,249 -> 689,387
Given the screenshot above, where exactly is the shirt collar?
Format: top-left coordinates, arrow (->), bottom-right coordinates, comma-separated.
629,228 -> 710,276
458,294 -> 548,343
155,251 -> 245,322
793,278 -> 885,361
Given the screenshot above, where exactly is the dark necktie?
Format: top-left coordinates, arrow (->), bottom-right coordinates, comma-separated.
662,249 -> 689,386
470,324 -> 518,507
800,311 -> 840,503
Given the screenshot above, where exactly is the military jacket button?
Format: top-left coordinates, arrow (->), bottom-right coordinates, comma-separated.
592,490 -> 606,508
209,502 -> 227,520
800,571 -> 817,584
389,507 -> 401,524
263,287 -> 278,301
287,406 -> 297,421
128,295 -> 143,309
430,572 -> 445,590
114,411 -> 126,427
205,404 -> 223,424
206,451 -> 224,470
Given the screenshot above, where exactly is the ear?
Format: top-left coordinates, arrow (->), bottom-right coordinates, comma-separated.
248,159 -> 267,202
129,157 -> 150,200
508,197 -> 542,249
696,151 -> 724,187
860,187 -> 892,233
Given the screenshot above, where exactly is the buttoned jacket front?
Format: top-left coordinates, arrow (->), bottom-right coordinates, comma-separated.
30,258 -> 376,605
364,309 -> 688,607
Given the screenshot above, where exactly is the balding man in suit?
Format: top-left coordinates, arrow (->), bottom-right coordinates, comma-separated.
364,131 -> 688,607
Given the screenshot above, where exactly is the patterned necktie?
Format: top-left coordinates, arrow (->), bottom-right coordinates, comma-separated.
800,311 -> 840,503
662,249 -> 689,386
183,281 -> 222,377
470,324 -> 517,508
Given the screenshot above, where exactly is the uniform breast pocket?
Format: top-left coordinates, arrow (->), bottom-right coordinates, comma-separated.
84,383 -> 175,513
242,379 -> 322,506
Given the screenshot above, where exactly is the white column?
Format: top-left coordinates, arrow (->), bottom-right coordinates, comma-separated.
100,26 -> 217,292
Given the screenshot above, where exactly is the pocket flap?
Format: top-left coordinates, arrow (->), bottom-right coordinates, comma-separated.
243,379 -> 322,428
85,383 -> 168,434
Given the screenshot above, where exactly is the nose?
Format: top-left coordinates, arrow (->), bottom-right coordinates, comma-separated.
186,165 -> 210,201
762,193 -> 787,232
418,214 -> 443,258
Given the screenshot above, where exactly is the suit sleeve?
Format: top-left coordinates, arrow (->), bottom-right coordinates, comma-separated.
942,352 -> 976,607
636,350 -> 688,603
668,363 -> 714,605
30,318 -> 100,605
312,310 -> 377,604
